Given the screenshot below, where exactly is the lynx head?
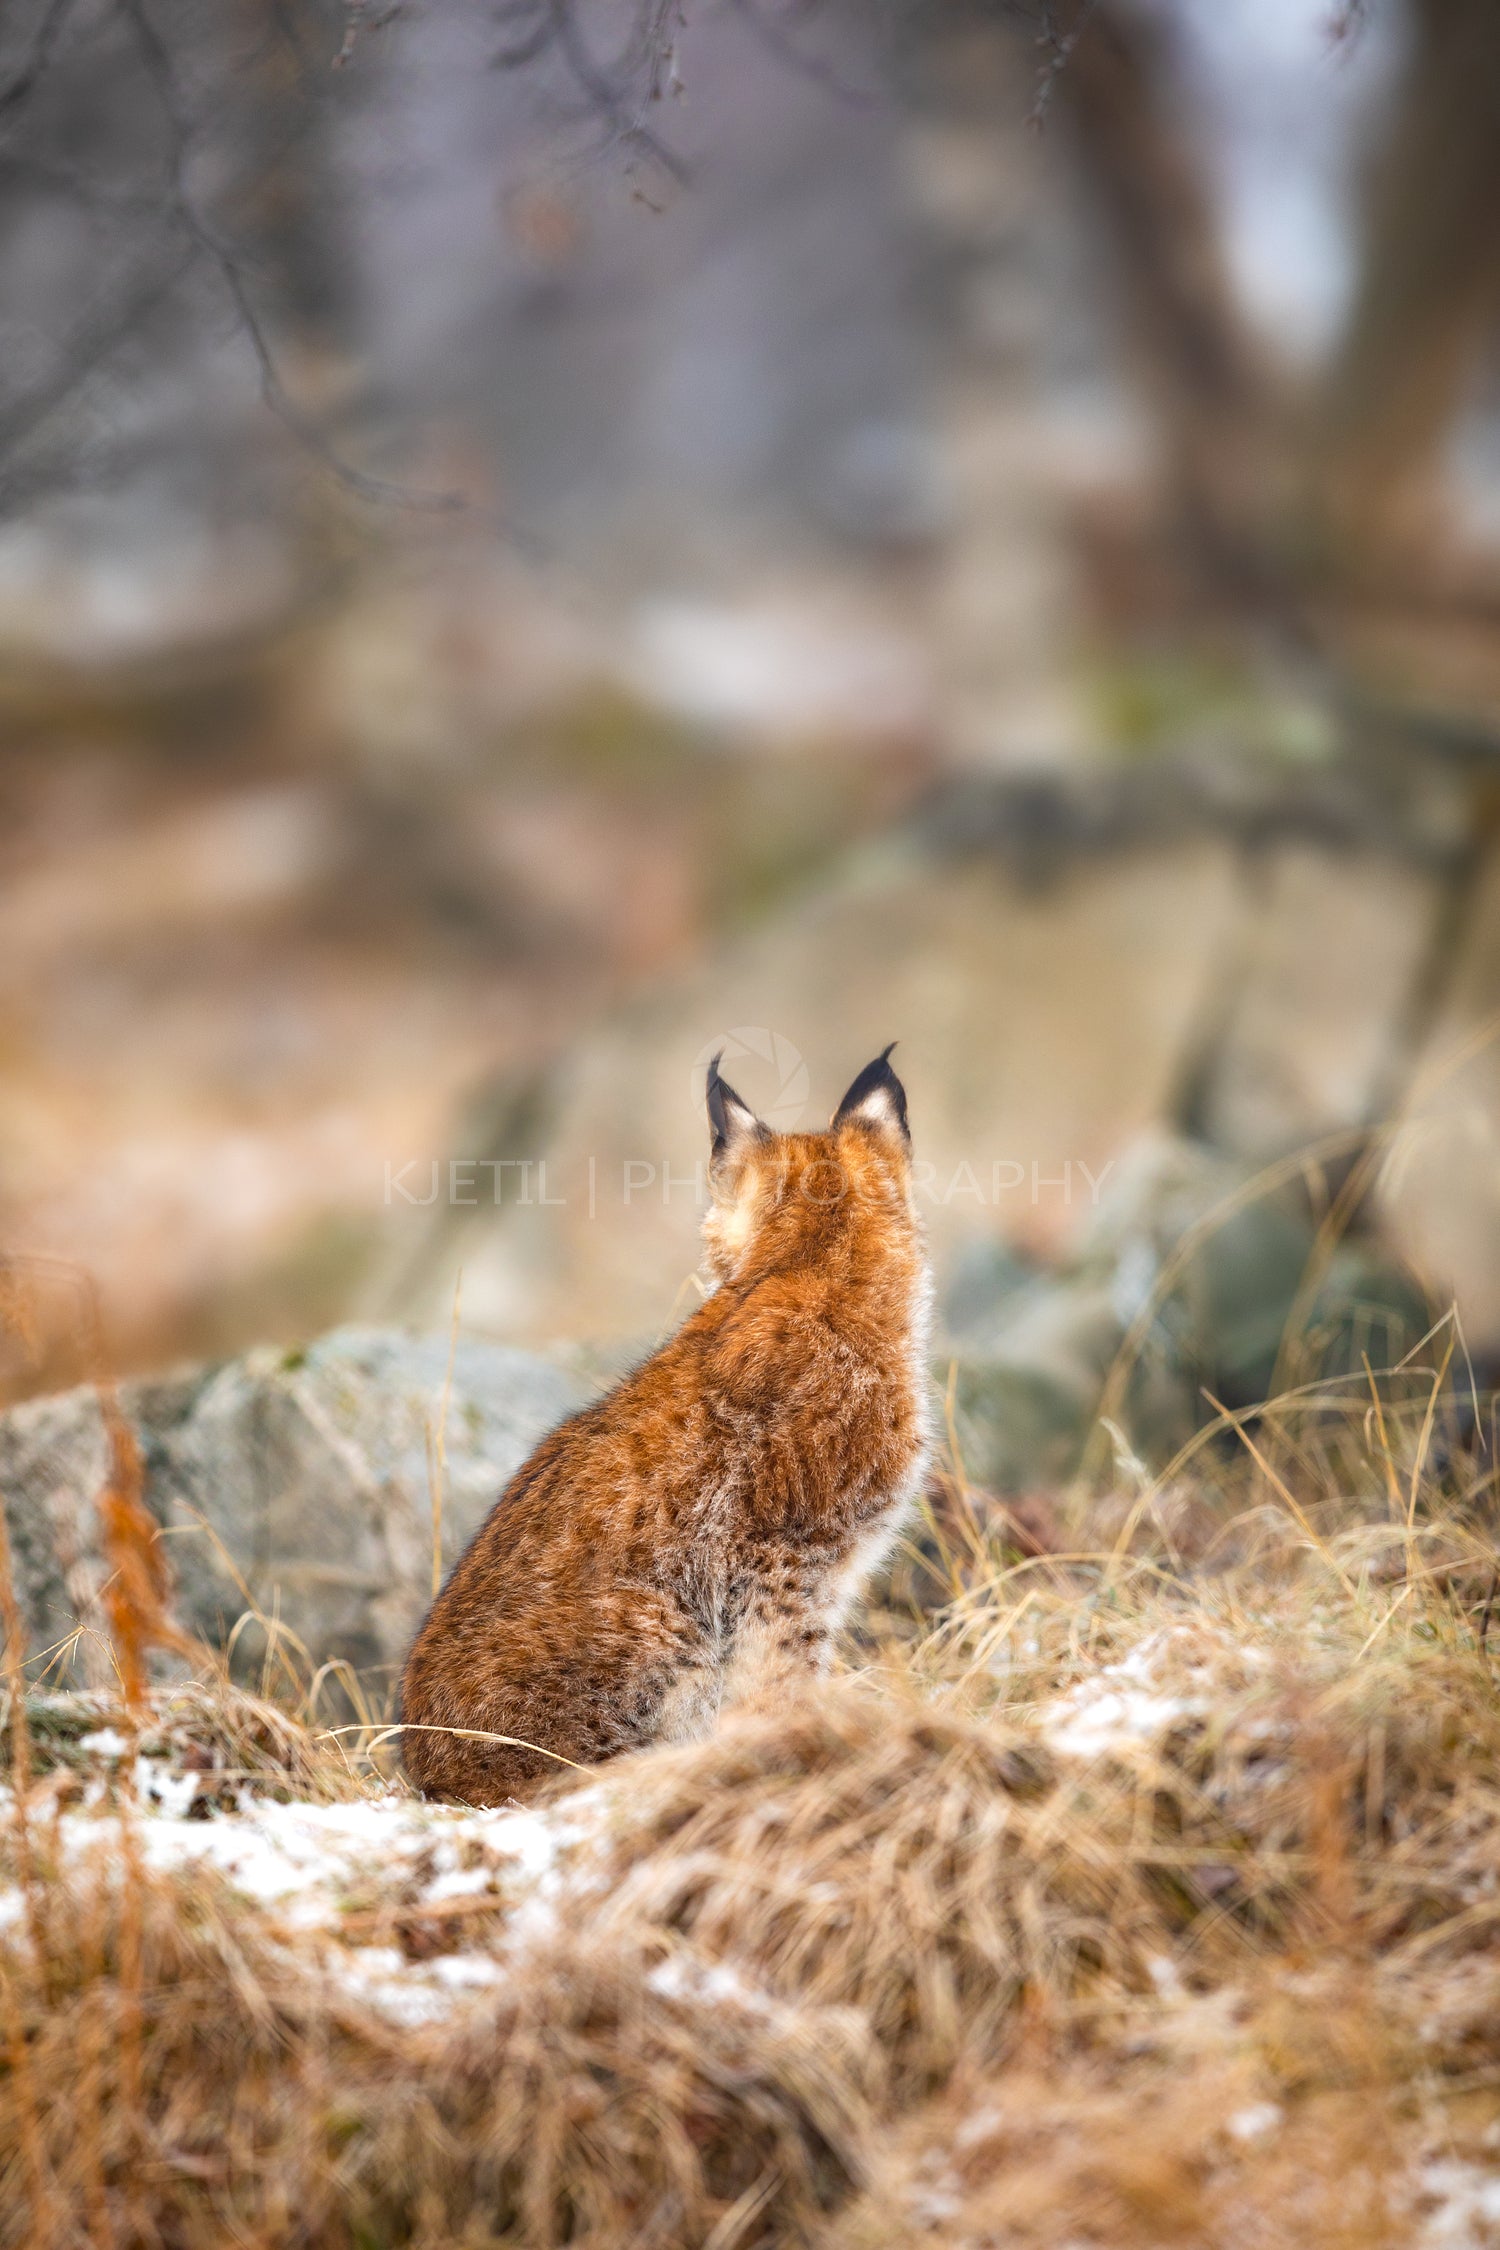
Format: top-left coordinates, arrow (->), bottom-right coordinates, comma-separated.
700,1045 -> 919,1287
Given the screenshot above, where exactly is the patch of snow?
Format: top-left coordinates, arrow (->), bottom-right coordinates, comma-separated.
334,1942 -> 509,2027
427,1951 -> 508,1993
1,1764 -> 612,2021
906,2185 -> 963,2226
78,1729 -> 131,1760
1038,1625 -> 1269,1761
1147,1954 -> 1185,2000
1416,2161 -> 1500,2250
626,594 -> 930,742
952,2105 -> 1004,2153
133,1795 -> 413,1917
134,1790 -> 595,1926
1045,1686 -> 1202,1761
424,1863 -> 504,1903
646,1952 -> 778,2016
135,1759 -> 201,1819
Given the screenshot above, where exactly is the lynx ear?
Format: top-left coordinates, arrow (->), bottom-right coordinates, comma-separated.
832,1043 -> 909,1141
707,1051 -> 767,1162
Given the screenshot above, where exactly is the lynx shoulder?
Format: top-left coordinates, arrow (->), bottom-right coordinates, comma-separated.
400,1045 -> 932,1802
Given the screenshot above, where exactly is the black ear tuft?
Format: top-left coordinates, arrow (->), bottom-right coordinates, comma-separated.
832,1043 -> 909,1141
707,1050 -> 766,1159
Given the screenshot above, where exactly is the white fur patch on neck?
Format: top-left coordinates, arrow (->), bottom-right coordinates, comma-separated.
721,1198 -> 756,1256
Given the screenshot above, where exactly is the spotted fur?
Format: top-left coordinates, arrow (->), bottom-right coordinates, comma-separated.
400,1049 -> 931,1803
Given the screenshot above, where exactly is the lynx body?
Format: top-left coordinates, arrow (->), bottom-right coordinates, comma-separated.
400,1048 -> 930,1802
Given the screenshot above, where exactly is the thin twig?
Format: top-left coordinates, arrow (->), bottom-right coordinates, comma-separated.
1029,0 -> 1099,127
725,0 -> 879,110
0,242 -> 194,504
118,0 -> 469,514
544,0 -> 690,183
0,0 -> 80,125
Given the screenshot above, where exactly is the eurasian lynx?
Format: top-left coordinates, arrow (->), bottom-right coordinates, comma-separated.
401,1047 -> 931,1802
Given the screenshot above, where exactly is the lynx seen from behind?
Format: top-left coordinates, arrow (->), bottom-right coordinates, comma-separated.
400,1046 -> 931,1803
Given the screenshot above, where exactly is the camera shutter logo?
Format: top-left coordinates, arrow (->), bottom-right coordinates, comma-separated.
689,1029 -> 809,1131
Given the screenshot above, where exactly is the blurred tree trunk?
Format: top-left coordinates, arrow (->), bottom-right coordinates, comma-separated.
1056,0 -> 1285,610
1310,0 -> 1500,560
1023,0 -> 1500,1178
1052,0 -> 1500,622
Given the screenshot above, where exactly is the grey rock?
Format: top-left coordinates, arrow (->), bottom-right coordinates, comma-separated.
938,1131 -> 1434,1497
0,1326 -> 580,1696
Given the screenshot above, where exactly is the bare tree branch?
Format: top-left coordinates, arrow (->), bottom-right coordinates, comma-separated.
489,1 -> 559,72
0,241 -> 193,487
0,0 -> 81,126
1028,0 -> 1098,126
725,0 -> 879,110
333,0 -> 404,70
1325,0 -> 1371,46
549,0 -> 689,183
116,0 -> 468,514
0,148 -> 165,214
490,0 -> 691,184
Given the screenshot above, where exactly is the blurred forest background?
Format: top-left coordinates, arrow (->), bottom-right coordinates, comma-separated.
5,0 -> 1500,1487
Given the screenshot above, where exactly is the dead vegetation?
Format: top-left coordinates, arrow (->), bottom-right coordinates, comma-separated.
2,1337 -> 1500,2247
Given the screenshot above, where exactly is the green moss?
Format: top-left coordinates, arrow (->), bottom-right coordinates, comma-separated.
1086,648 -> 1339,766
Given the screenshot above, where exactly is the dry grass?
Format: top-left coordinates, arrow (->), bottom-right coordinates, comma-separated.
3,1344 -> 1500,2246
1,1862 -> 873,2250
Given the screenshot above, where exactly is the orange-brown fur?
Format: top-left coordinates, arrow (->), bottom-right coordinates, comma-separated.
401,1053 -> 931,1803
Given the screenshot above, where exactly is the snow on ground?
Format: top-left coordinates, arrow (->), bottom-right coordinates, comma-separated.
1415,2159 -> 1500,2250
1037,1624 -> 1271,1760
0,1750 -> 612,2024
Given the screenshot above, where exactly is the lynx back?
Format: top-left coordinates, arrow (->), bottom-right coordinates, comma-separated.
400,1045 -> 931,1802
